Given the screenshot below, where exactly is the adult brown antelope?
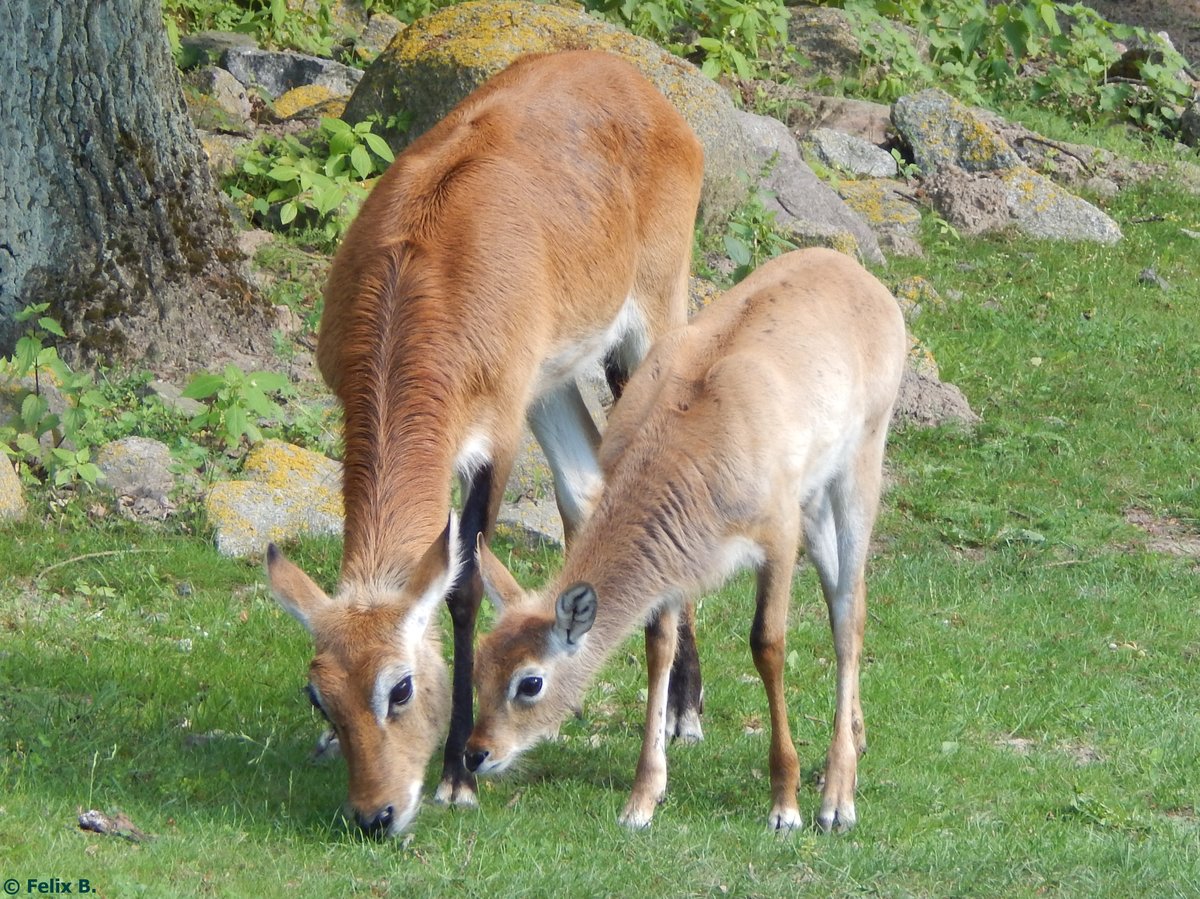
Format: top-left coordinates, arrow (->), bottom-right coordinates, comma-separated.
265,50 -> 705,837
466,247 -> 907,831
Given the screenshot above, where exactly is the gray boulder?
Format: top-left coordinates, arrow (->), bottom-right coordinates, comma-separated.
894,89 -> 1121,244
96,437 -> 178,521
0,459 -> 25,522
222,46 -> 364,100
206,439 -> 343,558
342,0 -> 752,227
805,127 -> 898,178
735,110 -> 885,265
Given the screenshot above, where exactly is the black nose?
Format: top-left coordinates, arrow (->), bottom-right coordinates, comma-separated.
464,749 -> 489,772
356,805 -> 394,838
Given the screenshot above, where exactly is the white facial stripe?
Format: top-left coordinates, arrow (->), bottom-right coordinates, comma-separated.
390,781 -> 423,835
373,664 -> 413,723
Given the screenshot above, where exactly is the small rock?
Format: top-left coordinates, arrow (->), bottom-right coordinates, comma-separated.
0,459 -> 26,522
355,11 -> 404,61
78,808 -> 150,842
1138,268 -> 1171,291
222,46 -> 363,100
144,379 -> 205,417
95,437 -> 175,505
805,127 -> 898,178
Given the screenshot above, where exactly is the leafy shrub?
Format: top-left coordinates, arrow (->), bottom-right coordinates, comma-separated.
223,117 -> 395,250
836,0 -> 1195,138
163,0 -> 338,58
587,0 -> 790,78
183,365 -> 293,451
0,305 -> 105,488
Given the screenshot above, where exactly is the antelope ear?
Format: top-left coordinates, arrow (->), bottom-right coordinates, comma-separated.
266,543 -> 330,635
551,582 -> 597,655
476,535 -> 527,614
404,514 -> 461,636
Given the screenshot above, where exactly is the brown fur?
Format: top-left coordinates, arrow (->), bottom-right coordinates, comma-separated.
468,248 -> 907,831
267,50 -> 703,836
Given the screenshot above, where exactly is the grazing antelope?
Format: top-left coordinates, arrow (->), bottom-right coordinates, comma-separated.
264,50 -> 705,837
466,248 -> 907,831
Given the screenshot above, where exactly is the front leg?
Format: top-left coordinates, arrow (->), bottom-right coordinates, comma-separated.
620,605 -> 680,828
434,464 -> 496,807
665,601 -> 703,742
436,568 -> 481,807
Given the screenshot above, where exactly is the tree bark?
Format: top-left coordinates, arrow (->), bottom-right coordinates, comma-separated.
0,0 -> 270,375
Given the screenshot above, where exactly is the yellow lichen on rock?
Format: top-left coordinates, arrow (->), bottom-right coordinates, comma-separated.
274,84 -> 341,119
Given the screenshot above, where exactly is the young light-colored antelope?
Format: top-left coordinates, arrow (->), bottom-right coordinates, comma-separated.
466,248 -> 907,831
265,50 -> 705,837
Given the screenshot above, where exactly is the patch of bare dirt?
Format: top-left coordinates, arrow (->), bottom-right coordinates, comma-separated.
1125,507 -> 1200,558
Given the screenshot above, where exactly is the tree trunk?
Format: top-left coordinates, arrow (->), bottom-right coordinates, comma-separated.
0,0 -> 270,375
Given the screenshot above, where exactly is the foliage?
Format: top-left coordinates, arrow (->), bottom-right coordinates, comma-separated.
836,0 -> 1196,138
0,305 -> 104,488
163,0 -> 339,58
182,365 -> 293,451
223,117 -> 395,250
721,183 -> 796,283
586,0 -> 790,79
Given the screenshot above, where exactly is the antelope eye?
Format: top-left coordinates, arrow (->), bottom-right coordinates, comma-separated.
390,675 -> 414,707
516,675 -> 544,699
305,684 -> 329,720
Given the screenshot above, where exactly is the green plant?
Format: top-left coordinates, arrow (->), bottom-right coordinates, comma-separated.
721,176 -> 797,284
838,0 -> 1196,139
224,118 -> 394,250
587,0 -> 790,79
163,0 -> 338,58
182,364 -> 293,451
0,304 -> 106,488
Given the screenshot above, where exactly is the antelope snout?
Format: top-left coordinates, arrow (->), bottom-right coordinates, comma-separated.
355,804 -> 395,838
464,748 -> 489,773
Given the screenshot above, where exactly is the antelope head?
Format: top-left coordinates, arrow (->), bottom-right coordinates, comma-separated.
266,521 -> 458,837
465,538 -> 597,776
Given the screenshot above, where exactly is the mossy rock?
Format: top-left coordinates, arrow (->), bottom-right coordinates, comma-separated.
343,0 -> 751,226
0,459 -> 25,523
892,88 -> 1021,175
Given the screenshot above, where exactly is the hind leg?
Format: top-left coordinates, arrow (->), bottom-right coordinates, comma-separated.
806,439 -> 886,832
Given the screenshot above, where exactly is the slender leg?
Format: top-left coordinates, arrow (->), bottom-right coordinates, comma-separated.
619,605 -> 680,828
606,350 -> 704,742
810,437 -> 885,833
434,464 -> 494,807
665,604 -> 703,742
527,382 -> 604,542
751,527 -> 803,832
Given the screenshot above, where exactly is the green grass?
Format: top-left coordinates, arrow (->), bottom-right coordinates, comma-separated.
4,175 -> 1200,897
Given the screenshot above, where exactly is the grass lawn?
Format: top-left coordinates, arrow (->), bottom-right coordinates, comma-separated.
3,165 -> 1199,896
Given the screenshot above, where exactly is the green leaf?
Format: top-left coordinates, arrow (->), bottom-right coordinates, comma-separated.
182,373 -> 225,400
280,201 -> 299,225
362,132 -> 394,163
224,404 -> 250,445
37,317 -> 66,338
724,235 -> 752,266
321,116 -> 352,136
248,371 -> 290,393
350,144 -> 372,180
